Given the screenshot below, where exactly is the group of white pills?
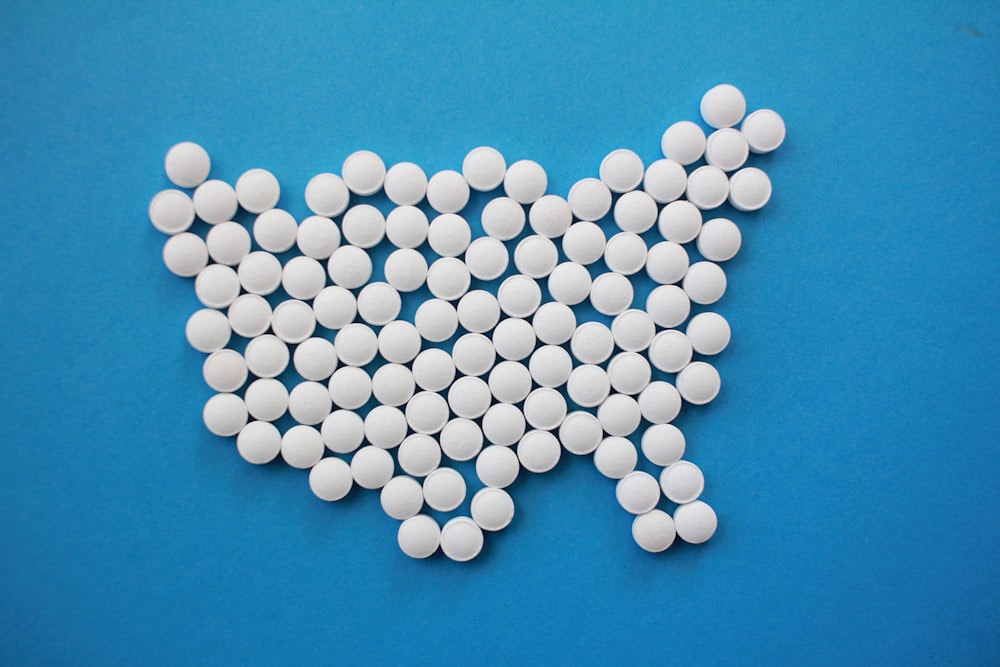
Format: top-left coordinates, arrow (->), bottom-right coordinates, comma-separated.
150,84 -> 784,561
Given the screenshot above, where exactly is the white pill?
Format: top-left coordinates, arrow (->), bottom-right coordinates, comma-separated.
149,189 -> 196,235
414,298 -> 458,342
683,261 -> 727,305
603,232 -> 647,276
203,393 -> 248,437
235,168 -> 280,213
674,500 -> 718,544
244,378 -> 289,422
452,333 -> 497,376
164,142 -> 210,188
597,394 -> 641,437
237,421 -> 281,465
321,409 -> 365,454
313,285 -> 357,330
741,108 -> 786,153
464,237 -> 509,281
642,423 -> 686,466
364,405 -> 408,448
593,436 -> 637,479
327,366 -> 372,409
649,330 -> 693,373
458,290 -> 501,333
397,434 -> 442,477
383,248 -> 428,293
660,460 -> 704,504
281,425 -> 325,469
488,360 -> 532,404
405,391 -> 450,435
589,273 -> 633,316
476,445 -> 520,488
599,148 -> 644,193
411,348 -> 456,392
309,457 -> 354,501
356,282 -> 401,326
295,215 -> 340,259
705,128 -> 749,172
608,352 -> 652,395
448,376 -> 492,419
697,218 -> 742,262
568,177 -> 612,221
384,162 -> 427,206
643,158 -> 687,204
514,235 -> 558,279
611,309 -> 655,352
497,274 -> 542,318
428,213 -> 472,257
341,204 -> 385,249
660,121 -> 706,166
288,381 -> 333,426
351,445 -> 395,489
570,321 -> 614,365
162,232 -> 208,277
562,221 -> 606,265
371,364 -> 415,407
638,381 -> 682,424
206,221 -> 251,266
380,475 -> 424,520
613,190 -> 658,234
547,262 -> 591,306
517,430 -> 561,473
440,418 -> 484,461
377,320 -> 421,364
305,173 -> 349,217
686,165 -> 730,210
238,251 -> 282,296
253,209 -> 298,253
244,334 -> 289,378
646,285 -> 691,328
327,245 -> 373,289
293,337 -> 337,382
616,471 -> 661,514
481,196 -> 525,241
645,241 -> 689,285
701,83 -> 746,129
426,170 -> 470,214
440,517 -> 484,562
203,349 -> 248,393
492,317 -> 536,362
531,302 -> 576,345
193,180 -> 238,224
398,514 -> 441,559
426,257 -> 471,301
528,345 -> 572,388
462,146 -> 507,191
471,487 -> 514,531
271,299 -> 316,344
686,312 -> 731,355
528,195 -> 572,238
503,159 -> 547,204
227,294 -> 272,338
195,264 -> 240,309
658,200 -> 702,244
334,323 -> 378,366
632,510 -> 677,553
481,403 -> 525,447
282,256 -> 326,300
676,361 -> 721,405
522,387 -> 566,431
728,167 -> 772,212
567,364 -> 610,408
423,467 -> 466,512
558,411 -> 603,455
385,206 -> 429,249
342,150 -> 386,196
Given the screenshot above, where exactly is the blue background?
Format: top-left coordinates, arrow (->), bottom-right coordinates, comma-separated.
1,1 -> 997,665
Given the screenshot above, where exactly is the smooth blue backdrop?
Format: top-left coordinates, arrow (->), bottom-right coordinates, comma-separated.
1,2 -> 997,665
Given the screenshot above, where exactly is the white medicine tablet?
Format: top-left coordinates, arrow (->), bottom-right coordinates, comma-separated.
616,471 -> 662,514
522,387 -> 567,431
385,206 -> 429,249
327,366 -> 372,410
514,235 -> 558,279
471,488 -> 514,531
641,423 -> 686,466
377,320 -> 421,364
426,170 -> 471,214
244,378 -> 289,422
281,425 -> 325,469
528,345 -> 572,388
613,190 -> 658,233
356,282 -> 401,326
570,321 -> 614,365
481,403 -> 525,447
701,83 -> 746,129
632,510 -> 677,553
428,213 -> 472,257
253,208 -> 298,253
384,162 -> 428,206
271,299 -> 316,344
612,309 -> 655,352
593,436 -> 638,479
646,285 -> 691,328
491,318 -> 536,362
440,418 -> 484,461
244,334 -> 289,378
351,445 -> 395,489
462,146 -> 507,191
164,142 -> 210,188
568,177 -> 612,221
405,391 -> 450,434
203,349 -> 247,393
567,364 -> 610,408
558,411 -> 603,455
383,248 -> 428,292
476,445 -> 520,488
686,166 -> 730,210
162,232 -> 208,277
426,257 -> 471,301
683,261 -> 727,305
227,294 -> 272,338
488,360 -> 532,404
342,150 -> 386,196
648,329 -> 693,373
676,361 -> 721,405
313,285 -> 357,330
327,245 -> 373,289
447,376 -> 492,419
334,323 -> 378,366
423,467 -> 466,512
195,264 -> 240,309
364,405 -> 408,449
728,167 -> 772,212
237,421 -> 281,465
658,200 -> 702,245
235,168 -> 280,213
528,195 -> 572,238
238,251 -> 282,296
643,158 -> 687,204
193,179 -> 238,224
341,204 -> 386,249
464,237 -> 509,281
411,348 -> 456,392
380,475 -> 424,520
371,364 -> 415,407
603,232 -> 647,276
660,461 -> 704,504
321,410 -> 365,454
697,218 -> 742,262
293,337 -> 338,382
608,352 -> 652,395
305,173 -> 349,217
397,515 -> 441,559
397,434 -> 441,477
288,381 -> 333,426
503,159 -> 547,204
562,221 -> 606,265
149,189 -> 196,235
590,273 -> 633,316
206,221 -> 251,266
517,430 -> 561,473
497,274 -> 542,318
309,457 -> 354,501
414,298 -> 458,342
705,128 -> 749,172
282,256 -> 327,300
597,394 -> 641,437
452,333 -> 496,376
600,148 -> 644,193
741,108 -> 786,153
638,381 -> 682,424
674,500 -> 718,544
532,302 -> 576,345
686,312 -> 731,355
481,197 -> 525,241
202,393 -> 248,437
458,290 -> 501,334
660,121 -> 706,166
440,517 -> 484,562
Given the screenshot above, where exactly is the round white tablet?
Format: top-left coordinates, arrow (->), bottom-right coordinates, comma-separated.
342,150 -> 386,196
385,206 -> 429,249
593,436 -> 637,479
195,264 -> 240,309
462,146 -> 507,191
517,430 -> 561,473
481,197 -> 525,241
676,361 -> 721,405
206,221 -> 251,266
568,177 -> 612,221
244,378 -> 289,422
522,388 -> 567,431
741,108 -> 786,153
288,381 -> 333,426
597,394 -> 641,437
638,381 -> 682,424
503,159 -> 547,204
364,405 -> 408,449
164,142 -> 210,188
491,317 -> 536,362
321,410 -> 365,454
383,248 -> 428,292
476,445 -> 520,488
426,257 -> 471,301
686,312 -> 731,355
244,334 -> 289,378
570,322 -> 614,365
293,337 -> 337,381
227,294 -> 272,338
411,348 -> 456,392
458,290 -> 501,333
660,121 -> 706,166
481,403 -> 525,447
398,515 -> 441,559
149,189 -> 196,235
163,232 -> 208,277
305,173 -> 349,217
614,190 -> 658,233
649,330 -> 693,373
380,475 -> 424,520
562,221 -> 606,265
414,298 -> 459,342
645,241 -> 689,286
309,457 -> 354,501
327,245 -> 373,289
253,208 -> 298,253
237,421 -> 281,465
203,393 -> 248,437
351,445 -> 395,489
642,423 -> 686,466
603,232 -> 647,275
488,360 -> 532,404
497,274 -> 542,318
341,204 -> 385,249
607,352 -> 652,395
683,261 -> 727,305
282,256 -> 326,300
423,467 -> 466,512
377,320 -> 421,364
440,517 -> 484,562
405,391 -> 450,435
616,471 -> 662,514
612,309 -> 655,352
701,83 -> 746,129
235,168 -> 280,213
440,418 -> 484,461
686,166 -> 730,210
384,162 -> 428,206
371,364 -> 415,407
397,434 -> 442,477
528,195 -> 572,238
452,333 -> 497,376
514,235 -> 559,279
674,500 -> 718,544
705,128 -> 749,172
532,302 -> 576,345
312,285 -> 357,330
590,273 -> 633,316
464,237 -> 509,281
697,218 -> 742,262
427,170 -> 471,214
643,158 -> 687,204
271,299 -> 316,344
567,364 -> 611,408
632,510 -> 676,553
600,148 -> 644,193
203,349 -> 248,393
428,213 -> 472,257
447,376 -> 492,419
658,200 -> 702,244
728,167 -> 772,212
193,180 -> 238,224
646,285 -> 691,328
327,366 -> 372,410
281,425 -> 325,469
334,323 -> 378,366
471,488 -> 514,531
356,282 -> 401,326
238,251 -> 282,296
660,461 -> 704,504
558,411 -> 603,455
528,345 -> 572,388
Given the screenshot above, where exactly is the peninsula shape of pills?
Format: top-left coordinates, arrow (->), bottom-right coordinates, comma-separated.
151,84 -> 785,561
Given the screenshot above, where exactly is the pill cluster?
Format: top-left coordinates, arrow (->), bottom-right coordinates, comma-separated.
150,84 -> 785,561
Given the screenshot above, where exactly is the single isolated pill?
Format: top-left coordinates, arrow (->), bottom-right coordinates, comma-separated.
244,378 -> 289,422
271,299 -> 316,344
683,261 -> 727,305
558,411 -> 603,455
674,500 -> 718,544
364,405 -> 408,449
193,179 -> 238,224
697,218 -> 742,262
528,345 -> 573,388
356,281 -> 401,326
528,194 -> 572,239
603,232 -> 647,276
351,445 -> 395,489
405,391 -> 450,435
522,387 -> 567,431
503,159 -> 547,204
206,221 -> 251,266
342,150 -> 386,196
452,333 -> 497,376
514,235 -> 559,279
202,393 -> 248,437
440,418 -> 484,461
458,290 -> 501,334
309,457 -> 354,502
642,423 -> 686,467
423,467 -> 467,512
383,248 -> 428,292
334,323 -> 378,366
281,425 -> 325,469
646,285 -> 691,329
253,208 -> 298,253
149,189 -> 195,235
686,166 -> 730,210
567,364 -> 611,408
384,162 -> 428,206
597,394 -> 642,437
411,348 -> 456,392
305,173 -> 349,217
705,128 -> 749,172
649,329 -> 693,373
476,445 -> 520,488
327,245 -> 373,289
235,168 -> 280,213
658,200 -> 703,245
440,517 -> 484,562
600,148 -> 644,193
481,403 -> 526,447
638,381 -> 682,424
491,317 -> 536,362
593,436 -> 638,479
471,487 -> 515,531
380,475 -> 425,520
488,360 -> 533,404
686,312 -> 731,355
590,273 -> 634,316
203,349 -> 248,393
414,298 -> 459,342
464,237 -> 509,281
701,83 -> 747,129
312,285 -> 357,330
612,309 -> 655,352
632,510 -> 677,553
643,158 -> 687,204
741,108 -> 786,153
237,421 -> 281,465
660,460 -> 705,504
282,256 -> 327,300
238,251 -> 282,296
378,320 -> 421,364
164,141 -> 210,188
426,170 -> 471,214
570,321 -> 615,365
568,177 -> 612,221
532,302 -> 576,345
614,190 -> 658,234
616,471 -> 662,514
607,352 -> 652,395
398,515 -> 442,559
428,213 -> 472,257
481,196 -> 526,241
448,376 -> 492,419
288,381 -> 334,426
321,410 -> 365,454
293,337 -> 338,382
676,361 -> 722,405
660,121 -> 706,166
426,257 -> 471,301
497,274 -> 542,318
244,334 -> 289,378
341,204 -> 386,249
728,167 -> 773,212
397,434 -> 442,477
327,366 -> 372,410
227,293 -> 272,338
385,206 -> 429,249
162,232 -> 208,277
562,221 -> 606,265
517,430 -> 561,473
194,264 -> 240,309
462,146 -> 507,191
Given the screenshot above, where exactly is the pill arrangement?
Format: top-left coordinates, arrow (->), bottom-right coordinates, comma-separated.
150,84 -> 785,561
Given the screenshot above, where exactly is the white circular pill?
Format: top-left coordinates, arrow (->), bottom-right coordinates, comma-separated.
398,514 -> 441,559
202,393 -> 248,437
383,248 -> 428,292
464,237 -> 509,281
203,349 -> 247,393
341,204 -> 385,249
589,273 -> 633,316
305,173 -> 349,217
321,410 -> 365,454
547,262 -> 591,306
660,121 -> 706,166
380,475 -> 424,520
237,421 -> 281,465
271,299 -> 316,344
385,206 -> 429,249
313,285 -> 357,330
193,179 -> 238,224
351,445 -> 395,489
491,318 -> 536,362
423,467 -> 466,512
405,391 -> 450,434
458,290 -> 501,333
488,360 -> 532,404
570,322 -> 614,365
411,348 -> 456,392
568,177 -> 612,221
244,334 -> 289,378
481,197 -> 525,241
642,423 -> 686,466
235,168 -> 280,213
741,108 -> 786,153
676,361 -> 721,405
364,405 -> 408,449
163,232 -> 208,277
528,195 -> 572,238
288,381 -> 333,426
514,235 -> 558,279
452,333 -> 497,376
597,394 -> 641,437
517,430 -> 561,473
149,189 -> 196,235
428,213 -> 472,257
471,487 -> 514,531
608,352 -> 652,395
281,425 -> 325,469
562,221 -> 606,265
649,330 -> 693,373
327,245 -> 373,289
327,366 -> 372,410
426,170 -> 470,214
646,285 -> 691,328
440,418 -> 484,461
206,221 -> 251,266
643,158 -> 687,204
611,309 -> 655,352
522,387 -> 566,431
334,323 -> 378,366
397,434 -> 441,477
599,148 -> 644,193
253,208 -> 298,253
447,376 -> 492,419
164,142 -> 210,188
532,302 -> 576,345
282,256 -> 326,300
567,364 -> 610,408
227,294 -> 272,338
658,200 -> 702,244
356,282 -> 401,326
674,500 -> 718,544
683,261 -> 727,305
528,345 -> 572,388
463,146 -> 507,191
616,471 -> 661,514
613,190 -> 658,234
476,445 -> 520,488
728,167 -> 772,212
238,251 -> 282,296
309,457 -> 354,501
686,312 -> 731,355
632,510 -> 677,552
497,274 -> 542,318
558,411 -> 603,455
701,83 -> 746,129
293,337 -> 337,382
426,257 -> 471,301
440,517 -> 484,562
705,128 -> 749,172
593,436 -> 637,479
645,241 -> 689,285
377,320 -> 421,364
244,378 -> 289,422
660,461 -> 704,504
503,159 -> 547,204
414,298 -> 458,342
686,166 -> 730,210
195,264 -> 240,309
371,364 -> 415,407
638,381 -> 682,424
342,150 -> 386,196
384,162 -> 428,206
481,403 -> 525,447
697,218 -> 741,262
603,232 -> 647,276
